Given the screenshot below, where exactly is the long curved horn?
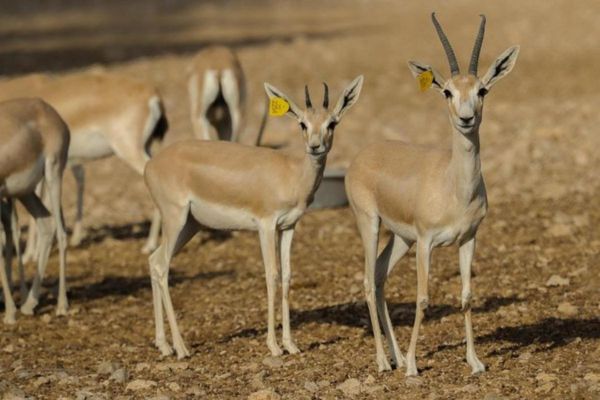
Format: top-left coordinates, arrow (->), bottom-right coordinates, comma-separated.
322,82 -> 329,109
305,85 -> 312,109
431,12 -> 460,75
469,15 -> 486,75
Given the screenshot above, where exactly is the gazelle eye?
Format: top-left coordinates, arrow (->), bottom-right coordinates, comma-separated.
443,89 -> 453,99
478,88 -> 488,97
327,120 -> 337,130
299,122 -> 307,130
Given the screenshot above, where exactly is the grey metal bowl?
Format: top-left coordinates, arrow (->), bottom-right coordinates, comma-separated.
310,168 -> 348,209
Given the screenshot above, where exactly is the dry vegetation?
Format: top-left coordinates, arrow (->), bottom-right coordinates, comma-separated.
0,0 -> 599,399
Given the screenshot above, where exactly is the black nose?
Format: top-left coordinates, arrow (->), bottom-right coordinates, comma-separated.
460,116 -> 474,124
310,144 -> 320,150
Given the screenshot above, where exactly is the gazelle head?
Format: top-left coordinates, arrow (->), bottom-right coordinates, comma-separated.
408,13 -> 519,136
264,76 -> 364,157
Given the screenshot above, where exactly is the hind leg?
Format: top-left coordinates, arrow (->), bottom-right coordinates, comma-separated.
19,193 -> 53,316
221,69 -> 243,142
0,202 -> 16,324
22,183 -> 43,264
149,203 -> 198,358
375,234 -> 412,369
46,158 -> 68,315
142,208 -> 161,255
70,165 -> 85,247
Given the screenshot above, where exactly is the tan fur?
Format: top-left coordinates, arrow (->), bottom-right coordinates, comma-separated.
0,98 -> 69,323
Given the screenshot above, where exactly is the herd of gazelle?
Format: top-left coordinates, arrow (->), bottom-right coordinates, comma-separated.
0,14 -> 519,376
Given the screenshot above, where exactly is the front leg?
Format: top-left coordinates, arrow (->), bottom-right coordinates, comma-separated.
258,226 -> 282,356
459,237 -> 485,374
279,228 -> 299,354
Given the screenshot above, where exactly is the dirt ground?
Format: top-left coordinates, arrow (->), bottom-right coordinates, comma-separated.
0,0 -> 599,399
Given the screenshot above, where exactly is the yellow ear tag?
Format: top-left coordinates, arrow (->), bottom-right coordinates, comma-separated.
269,97 -> 289,116
417,70 -> 434,92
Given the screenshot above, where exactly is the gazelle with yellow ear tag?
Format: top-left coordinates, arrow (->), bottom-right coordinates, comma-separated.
346,13 -> 519,375
144,76 -> 363,358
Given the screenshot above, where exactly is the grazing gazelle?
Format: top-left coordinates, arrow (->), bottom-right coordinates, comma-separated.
0,71 -> 168,255
145,76 -> 363,358
188,46 -> 246,142
346,13 -> 519,375
0,98 -> 69,323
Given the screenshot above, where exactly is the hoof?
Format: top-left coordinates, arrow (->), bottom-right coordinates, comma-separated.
405,363 -> 419,377
3,312 -> 16,325
55,305 -> 68,317
377,355 -> 392,372
268,342 -> 283,357
157,341 -> 174,357
174,343 -> 190,359
20,299 -> 38,316
469,358 -> 486,375
283,339 -> 300,355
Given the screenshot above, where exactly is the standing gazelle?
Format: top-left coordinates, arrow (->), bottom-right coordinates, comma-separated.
346,14 -> 519,375
145,76 -> 363,358
0,98 -> 69,323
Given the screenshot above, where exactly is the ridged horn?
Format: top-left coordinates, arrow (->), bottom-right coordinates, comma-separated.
322,82 -> 329,109
469,14 -> 486,75
431,12 -> 460,75
305,85 -> 312,109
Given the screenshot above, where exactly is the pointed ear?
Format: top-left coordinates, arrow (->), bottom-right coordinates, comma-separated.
481,46 -> 520,90
407,61 -> 445,91
332,75 -> 364,121
263,82 -> 303,120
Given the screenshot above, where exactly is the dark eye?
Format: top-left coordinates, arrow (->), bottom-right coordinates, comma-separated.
327,120 -> 337,130
443,89 -> 453,99
478,88 -> 488,97
299,122 -> 307,130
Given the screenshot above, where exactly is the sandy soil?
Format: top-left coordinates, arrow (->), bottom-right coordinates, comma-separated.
0,0 -> 599,399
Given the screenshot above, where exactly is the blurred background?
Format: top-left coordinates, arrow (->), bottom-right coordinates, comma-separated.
0,1 -> 598,398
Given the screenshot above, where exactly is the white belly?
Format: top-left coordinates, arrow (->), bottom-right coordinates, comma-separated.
190,197 -> 257,231
68,128 -> 114,163
4,156 -> 44,196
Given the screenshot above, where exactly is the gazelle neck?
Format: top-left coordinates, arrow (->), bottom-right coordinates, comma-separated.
449,125 -> 483,203
297,151 -> 327,205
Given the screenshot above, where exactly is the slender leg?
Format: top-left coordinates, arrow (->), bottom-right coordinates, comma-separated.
142,208 -> 161,254
0,202 -> 16,324
149,204 -> 197,358
259,225 -> 282,356
221,69 -> 243,142
374,234 -> 412,368
405,239 -> 431,376
279,228 -> 299,354
355,211 -> 390,371
22,183 -> 43,264
8,199 -> 27,301
19,193 -> 53,315
46,159 -> 69,315
70,165 -> 85,247
459,237 -> 485,374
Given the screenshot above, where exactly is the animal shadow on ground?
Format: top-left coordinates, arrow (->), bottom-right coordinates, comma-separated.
220,295 -> 523,344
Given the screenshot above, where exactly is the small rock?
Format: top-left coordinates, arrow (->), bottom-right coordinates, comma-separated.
337,378 -> 361,396
97,361 -> 119,375
261,356 -> 283,369
167,382 -> 180,392
517,351 -> 532,363
126,379 -> 157,391
557,302 -> 578,316
247,389 -> 280,400
535,382 -> 555,394
304,381 -> 318,393
363,384 -> 385,394
241,362 -> 260,372
547,224 -> 571,237
406,376 -> 423,386
32,376 -> 52,388
2,344 -> 15,353
363,375 -> 376,385
2,387 -> 27,400
110,368 -> 129,383
545,275 -> 570,287
317,380 -> 330,388
251,372 -> 265,390
41,314 -> 52,324
185,385 -> 204,396
584,373 -> 600,383
536,372 -> 557,383
135,362 -> 150,372
461,384 -> 478,393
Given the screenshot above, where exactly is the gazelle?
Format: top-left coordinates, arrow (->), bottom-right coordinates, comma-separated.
0,71 -> 168,255
188,46 -> 246,142
0,98 -> 69,323
346,13 -> 519,375
145,76 -> 363,358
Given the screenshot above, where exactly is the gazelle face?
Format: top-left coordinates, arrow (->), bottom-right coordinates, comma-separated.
264,76 -> 364,157
408,13 -> 519,138
442,75 -> 487,135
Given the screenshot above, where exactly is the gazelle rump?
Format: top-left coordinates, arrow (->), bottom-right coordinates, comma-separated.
0,71 -> 168,255
144,76 -> 363,358
188,46 -> 246,142
0,98 -> 69,322
346,13 -> 519,375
